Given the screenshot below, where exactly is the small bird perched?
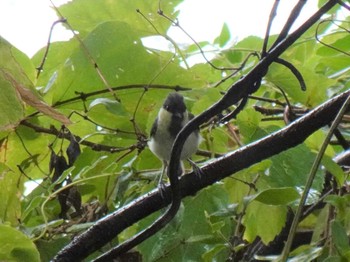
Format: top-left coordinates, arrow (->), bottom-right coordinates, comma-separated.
148,93 -> 201,181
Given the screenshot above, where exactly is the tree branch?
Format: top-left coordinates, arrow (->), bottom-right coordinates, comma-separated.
53,88 -> 350,261
20,121 -> 129,153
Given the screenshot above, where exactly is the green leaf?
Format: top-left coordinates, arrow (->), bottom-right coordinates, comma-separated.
264,144 -> 323,191
322,155 -> 345,186
0,164 -> 21,225
266,62 -> 335,107
32,40 -> 79,101
0,36 -> 35,85
317,34 -> 350,57
224,49 -> 243,64
331,220 -> 350,256
224,160 -> 271,204
202,244 -> 228,262
214,23 -> 231,47
236,108 -> 265,142
89,98 -> 128,116
0,224 -> 40,262
243,201 -> 287,244
0,37 -> 36,130
252,187 -> 300,205
58,0 -> 184,37
235,36 -> 263,51
0,71 -> 25,131
36,237 -> 71,262
51,20 -> 204,107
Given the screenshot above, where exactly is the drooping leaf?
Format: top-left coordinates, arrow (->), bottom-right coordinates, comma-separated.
1,70 -> 71,126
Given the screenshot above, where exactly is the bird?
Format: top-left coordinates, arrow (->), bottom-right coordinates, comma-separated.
148,92 -> 201,182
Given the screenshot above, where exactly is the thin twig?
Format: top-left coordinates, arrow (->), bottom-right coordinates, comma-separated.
136,8 -> 190,69
36,18 -> 67,78
15,130 -> 48,175
213,52 -> 260,87
262,0 -> 280,57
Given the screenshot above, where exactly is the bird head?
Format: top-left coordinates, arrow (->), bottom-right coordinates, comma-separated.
162,93 -> 187,119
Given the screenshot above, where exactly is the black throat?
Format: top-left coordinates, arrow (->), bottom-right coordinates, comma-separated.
168,114 -> 184,138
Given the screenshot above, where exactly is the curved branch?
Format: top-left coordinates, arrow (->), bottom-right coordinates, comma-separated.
275,57 -> 307,91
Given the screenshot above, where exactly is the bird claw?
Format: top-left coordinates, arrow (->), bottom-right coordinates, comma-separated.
157,180 -> 168,200
187,158 -> 203,179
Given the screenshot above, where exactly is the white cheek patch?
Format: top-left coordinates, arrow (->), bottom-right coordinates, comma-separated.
158,108 -> 172,132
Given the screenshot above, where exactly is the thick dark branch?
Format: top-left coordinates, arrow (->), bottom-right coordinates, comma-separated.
53,89 -> 350,262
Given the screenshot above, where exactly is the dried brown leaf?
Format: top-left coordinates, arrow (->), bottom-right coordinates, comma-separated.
3,70 -> 71,125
